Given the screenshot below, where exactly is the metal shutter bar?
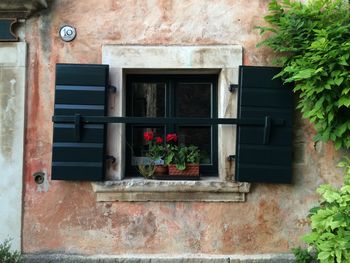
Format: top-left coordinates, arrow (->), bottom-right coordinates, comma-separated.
53,115 -> 284,125
52,115 -> 285,143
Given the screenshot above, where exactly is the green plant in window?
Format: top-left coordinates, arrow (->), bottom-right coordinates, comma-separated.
164,133 -> 200,170
186,145 -> 201,164
257,0 -> 350,149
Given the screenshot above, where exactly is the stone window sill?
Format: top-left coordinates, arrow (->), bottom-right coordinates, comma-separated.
91,177 -> 250,202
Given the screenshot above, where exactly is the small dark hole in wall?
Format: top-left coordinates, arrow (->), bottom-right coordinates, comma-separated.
33,172 -> 45,185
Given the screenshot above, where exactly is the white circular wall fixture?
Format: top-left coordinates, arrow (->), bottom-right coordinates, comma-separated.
59,25 -> 76,42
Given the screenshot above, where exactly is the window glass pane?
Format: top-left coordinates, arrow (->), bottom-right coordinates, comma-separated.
177,127 -> 212,164
175,83 -> 211,117
131,127 -> 165,165
131,82 -> 165,117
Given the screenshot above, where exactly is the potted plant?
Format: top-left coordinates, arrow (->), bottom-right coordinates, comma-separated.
164,133 -> 200,176
143,131 -> 168,175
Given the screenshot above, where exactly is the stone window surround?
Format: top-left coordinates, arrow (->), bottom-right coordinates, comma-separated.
91,45 -> 251,202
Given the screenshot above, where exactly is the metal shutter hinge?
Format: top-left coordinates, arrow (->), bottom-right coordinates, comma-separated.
227,155 -> 236,161
228,84 -> 238,92
105,155 -> 116,163
108,85 -> 117,93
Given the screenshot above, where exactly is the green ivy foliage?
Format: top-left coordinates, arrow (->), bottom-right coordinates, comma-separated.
302,159 -> 350,263
258,0 -> 350,149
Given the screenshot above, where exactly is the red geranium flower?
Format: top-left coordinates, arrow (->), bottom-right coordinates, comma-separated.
166,133 -> 178,142
143,131 -> 154,141
155,137 -> 163,144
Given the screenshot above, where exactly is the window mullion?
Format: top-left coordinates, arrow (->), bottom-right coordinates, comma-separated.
167,78 -> 175,133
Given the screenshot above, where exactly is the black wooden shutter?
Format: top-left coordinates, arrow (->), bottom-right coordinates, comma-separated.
235,66 -> 293,183
52,64 -> 109,181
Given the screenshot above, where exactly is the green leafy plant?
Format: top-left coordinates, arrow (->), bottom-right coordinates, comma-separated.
163,133 -> 200,170
300,158 -> 350,263
292,247 -> 317,263
165,144 -> 200,170
0,239 -> 22,263
258,0 -> 350,149
185,145 -> 200,164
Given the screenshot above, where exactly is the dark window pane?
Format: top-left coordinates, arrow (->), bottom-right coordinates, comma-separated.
126,74 -> 218,177
177,127 -> 212,164
175,83 -> 211,117
131,82 -> 165,117
131,127 -> 165,165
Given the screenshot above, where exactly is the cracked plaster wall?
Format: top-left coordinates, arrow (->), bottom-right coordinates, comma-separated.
22,0 -> 345,255
0,42 -> 26,251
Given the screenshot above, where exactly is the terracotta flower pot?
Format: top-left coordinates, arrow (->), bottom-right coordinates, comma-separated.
154,165 -> 168,175
168,164 -> 199,176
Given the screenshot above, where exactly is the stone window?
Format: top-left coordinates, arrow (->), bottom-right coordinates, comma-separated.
91,45 -> 250,202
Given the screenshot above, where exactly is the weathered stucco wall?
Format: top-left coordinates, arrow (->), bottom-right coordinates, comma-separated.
0,43 -> 26,251
23,0 -> 344,255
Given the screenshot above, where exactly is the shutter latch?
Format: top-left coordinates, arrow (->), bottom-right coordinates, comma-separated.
74,114 -> 82,142
263,116 -> 271,145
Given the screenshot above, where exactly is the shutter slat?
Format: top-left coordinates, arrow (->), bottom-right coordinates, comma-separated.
52,143 -> 103,162
52,64 -> 108,181
240,107 -> 292,124
239,145 -> 291,166
239,127 -> 291,146
239,66 -> 283,88
236,66 -> 293,184
241,89 -> 293,108
55,86 -> 106,105
55,64 -> 108,86
52,165 -> 103,181
238,165 -> 290,184
53,124 -> 104,143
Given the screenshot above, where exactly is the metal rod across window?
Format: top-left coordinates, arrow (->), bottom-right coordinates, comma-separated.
53,114 -> 285,145
53,115 -> 285,126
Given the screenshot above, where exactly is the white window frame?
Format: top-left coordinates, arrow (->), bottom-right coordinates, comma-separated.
91,45 -> 250,202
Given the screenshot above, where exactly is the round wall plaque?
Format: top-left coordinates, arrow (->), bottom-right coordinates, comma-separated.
59,25 -> 76,42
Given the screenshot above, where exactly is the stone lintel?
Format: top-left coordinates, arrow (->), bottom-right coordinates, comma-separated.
103,45 -> 242,69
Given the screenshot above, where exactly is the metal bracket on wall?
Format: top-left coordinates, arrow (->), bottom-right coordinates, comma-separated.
0,18 -> 18,42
